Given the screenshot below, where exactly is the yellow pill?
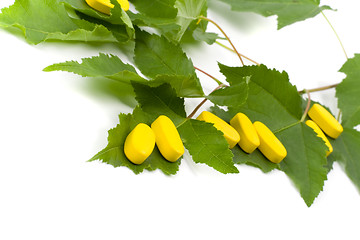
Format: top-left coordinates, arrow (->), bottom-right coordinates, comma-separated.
151,115 -> 184,162
196,111 -> 240,149
124,123 -> 156,165
253,121 -> 287,164
308,103 -> 343,139
230,113 -> 260,153
306,120 -> 333,157
85,0 -> 129,15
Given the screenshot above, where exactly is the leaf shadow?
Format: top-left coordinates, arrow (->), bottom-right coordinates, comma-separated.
80,76 -> 137,108
208,0 -> 276,33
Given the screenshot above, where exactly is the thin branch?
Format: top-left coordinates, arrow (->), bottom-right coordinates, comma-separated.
321,11 -> 348,60
215,41 -> 260,66
337,110 -> 342,122
301,90 -> 311,122
199,16 -> 244,66
298,83 -> 339,94
187,84 -> 226,119
194,66 -> 224,86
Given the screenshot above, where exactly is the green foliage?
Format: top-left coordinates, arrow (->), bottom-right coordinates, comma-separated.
218,64 -> 303,129
211,106 -> 279,173
331,55 -> 360,191
330,128 -> 360,191
177,119 -> 239,174
44,53 -> 204,98
89,107 -> 181,175
62,0 -> 132,26
63,0 -> 135,42
217,0 -> 332,29
132,82 -> 187,122
43,53 -> 145,83
215,64 -> 328,206
0,0 -> 119,44
128,12 -> 179,38
336,54 -> 360,128
207,82 -> 248,108
131,0 -> 178,19
91,81 -> 238,174
192,28 -> 221,45
277,123 -> 328,206
151,75 -> 204,98
134,30 -> 197,78
3,0 -> 360,207
170,0 -> 207,42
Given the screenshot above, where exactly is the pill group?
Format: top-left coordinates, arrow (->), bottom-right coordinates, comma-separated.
124,115 -> 184,165
196,111 -> 287,164
306,103 -> 343,155
124,103 -> 343,165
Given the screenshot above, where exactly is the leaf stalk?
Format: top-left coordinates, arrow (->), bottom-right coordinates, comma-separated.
215,41 -> 260,66
187,84 -> 226,119
298,83 -> 339,94
321,11 -> 348,60
199,16 -> 244,66
194,66 -> 224,85
301,90 -> 311,122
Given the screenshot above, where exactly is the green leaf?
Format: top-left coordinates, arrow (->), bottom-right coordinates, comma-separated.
177,119 -> 239,174
131,0 -> 178,19
192,28 -> 221,45
62,0 -> 132,25
47,24 -> 119,42
0,0 -> 117,44
231,147 -> 279,173
131,82 -> 187,122
134,30 -> 196,78
90,107 -> 181,175
169,0 -> 207,42
151,75 -> 204,98
219,64 -> 302,130
217,64 -> 328,206
207,81 -> 248,108
277,123 -> 328,206
330,128 -> 360,191
131,82 -> 238,173
74,11 -> 133,43
127,0 -> 179,39
43,53 -> 146,83
336,54 -> 360,128
63,0 -> 134,43
217,0 -> 332,29
128,11 -> 180,37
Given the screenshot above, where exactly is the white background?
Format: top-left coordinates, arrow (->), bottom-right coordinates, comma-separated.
1,0 -> 360,239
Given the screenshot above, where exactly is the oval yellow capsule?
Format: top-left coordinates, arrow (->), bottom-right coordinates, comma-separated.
308,103 -> 343,139
230,113 -> 260,153
196,111 -> 240,149
151,115 -> 184,162
253,121 -> 287,164
85,0 -> 129,15
124,123 -> 156,165
305,120 -> 333,157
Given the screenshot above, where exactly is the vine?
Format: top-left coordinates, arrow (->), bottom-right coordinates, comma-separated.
1,0 -> 360,207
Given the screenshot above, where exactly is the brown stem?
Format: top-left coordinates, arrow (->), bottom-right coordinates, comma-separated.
215,41 -> 260,66
301,90 -> 311,122
194,66 -> 224,85
200,16 -> 244,66
298,83 -> 339,94
187,84 -> 226,119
